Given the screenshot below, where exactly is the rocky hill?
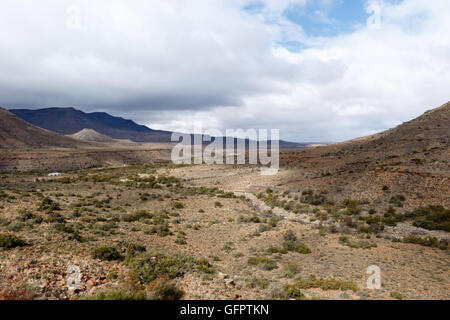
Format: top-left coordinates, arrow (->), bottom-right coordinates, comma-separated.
0,107 -> 89,150
10,107 -> 173,142
280,101 -> 450,208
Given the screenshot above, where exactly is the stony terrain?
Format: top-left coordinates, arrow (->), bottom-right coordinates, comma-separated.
0,163 -> 448,300
0,103 -> 448,300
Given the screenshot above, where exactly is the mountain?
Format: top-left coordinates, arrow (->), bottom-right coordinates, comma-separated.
68,128 -> 116,143
336,101 -> 450,156
280,101 -> 450,207
0,107 -> 89,150
67,128 -> 139,148
10,107 -> 309,148
10,107 -> 173,143
67,128 -> 132,143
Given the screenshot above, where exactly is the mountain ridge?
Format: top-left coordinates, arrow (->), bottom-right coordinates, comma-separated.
9,107 -> 310,148
0,106 -> 91,150
10,107 -> 173,143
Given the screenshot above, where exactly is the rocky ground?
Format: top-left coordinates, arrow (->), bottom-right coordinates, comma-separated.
0,162 -> 448,300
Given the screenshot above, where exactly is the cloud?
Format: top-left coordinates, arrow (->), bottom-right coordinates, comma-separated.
0,0 -> 449,142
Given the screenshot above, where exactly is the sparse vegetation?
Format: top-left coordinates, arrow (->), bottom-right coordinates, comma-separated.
91,246 -> 122,261
247,256 -> 278,271
0,234 -> 28,249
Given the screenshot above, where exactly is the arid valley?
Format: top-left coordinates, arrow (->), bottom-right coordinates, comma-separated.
0,102 -> 448,300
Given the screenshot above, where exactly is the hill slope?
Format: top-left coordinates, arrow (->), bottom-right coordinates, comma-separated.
279,101 -> 450,208
336,101 -> 450,157
0,107 -> 89,150
68,128 -> 121,143
10,107 -> 173,142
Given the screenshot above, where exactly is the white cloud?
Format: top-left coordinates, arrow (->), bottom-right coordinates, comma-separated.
0,0 -> 449,142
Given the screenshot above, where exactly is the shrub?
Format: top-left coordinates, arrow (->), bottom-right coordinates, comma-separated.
292,275 -> 358,292
7,221 -> 24,232
0,234 -> 28,249
247,256 -> 278,271
81,288 -> 146,300
282,240 -> 297,251
0,287 -> 35,300
282,262 -> 301,278
245,277 -> 270,289
343,216 -> 357,228
38,197 -> 60,213
172,201 -> 184,209
283,230 -> 297,242
403,235 -> 448,250
339,236 -> 376,249
390,291 -> 403,300
91,246 -> 122,261
126,253 -> 213,284
389,195 -> 406,207
175,232 -> 187,245
144,221 -> 171,237
122,210 -> 152,222
124,243 -> 146,257
147,275 -> 185,300
295,244 -> 311,254
407,206 -> 450,232
282,284 -> 305,300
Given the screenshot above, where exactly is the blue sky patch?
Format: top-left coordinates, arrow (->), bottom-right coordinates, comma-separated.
283,0 -> 369,38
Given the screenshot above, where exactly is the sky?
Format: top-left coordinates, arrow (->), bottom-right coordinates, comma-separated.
0,0 -> 449,142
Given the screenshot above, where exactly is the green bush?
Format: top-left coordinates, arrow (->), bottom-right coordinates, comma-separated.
403,235 -> 447,250
390,291 -> 403,300
407,206 -> 450,232
389,195 -> 406,207
126,253 -> 213,284
295,243 -> 311,254
247,256 -> 278,271
91,246 -> 122,261
292,275 -> 358,292
282,240 -> 297,251
0,234 -> 28,249
144,221 -> 171,237
81,288 -> 146,300
282,284 -> 305,300
339,236 -> 376,249
38,197 -> 60,213
124,243 -> 146,257
122,210 -> 152,222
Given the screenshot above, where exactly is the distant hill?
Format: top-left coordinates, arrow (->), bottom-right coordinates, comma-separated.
10,107 -> 308,148
0,107 -> 89,150
67,128 -> 138,148
10,107 -> 173,143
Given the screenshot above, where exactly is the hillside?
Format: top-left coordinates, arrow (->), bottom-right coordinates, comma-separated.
0,107 -> 89,150
10,107 -> 173,143
68,128 -> 117,143
337,101 -> 450,157
280,101 -> 450,208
